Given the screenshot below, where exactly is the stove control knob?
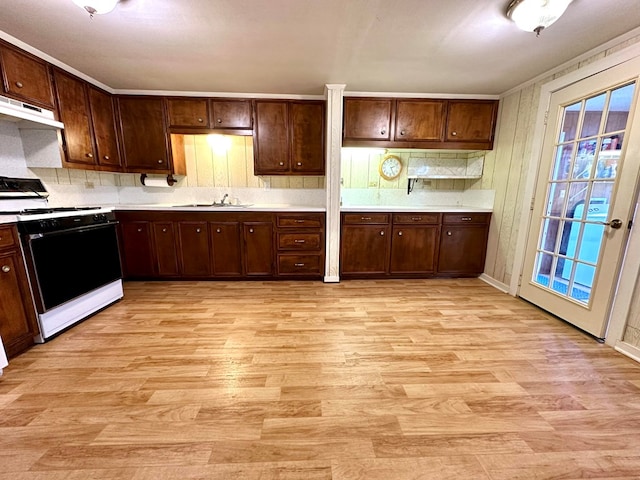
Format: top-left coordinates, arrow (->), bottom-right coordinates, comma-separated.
93,213 -> 107,222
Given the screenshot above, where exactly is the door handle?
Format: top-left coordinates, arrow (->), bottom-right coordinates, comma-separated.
600,218 -> 623,229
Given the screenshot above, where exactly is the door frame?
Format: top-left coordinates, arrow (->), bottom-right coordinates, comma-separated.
510,41 -> 640,348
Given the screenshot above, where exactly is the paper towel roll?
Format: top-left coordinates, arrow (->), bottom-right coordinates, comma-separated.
140,174 -> 174,188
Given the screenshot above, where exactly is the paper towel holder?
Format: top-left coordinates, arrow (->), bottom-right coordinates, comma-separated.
140,173 -> 176,187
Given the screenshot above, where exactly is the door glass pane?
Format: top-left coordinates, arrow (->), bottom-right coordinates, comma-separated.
605,83 -> 635,133
561,101 -> 581,142
552,144 -> 574,180
531,80 -> 636,307
580,93 -> 606,138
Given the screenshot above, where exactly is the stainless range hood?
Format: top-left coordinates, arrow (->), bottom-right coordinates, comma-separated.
0,94 -> 64,130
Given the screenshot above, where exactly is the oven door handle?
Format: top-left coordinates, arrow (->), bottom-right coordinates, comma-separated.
26,221 -> 119,240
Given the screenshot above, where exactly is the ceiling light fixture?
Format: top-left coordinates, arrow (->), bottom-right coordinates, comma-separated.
506,0 -> 573,36
72,0 -> 119,18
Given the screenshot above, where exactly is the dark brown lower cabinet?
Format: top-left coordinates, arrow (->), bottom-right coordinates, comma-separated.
243,222 -> 274,276
119,221 -> 155,277
0,225 -> 39,358
152,222 -> 179,276
437,213 -> 491,276
341,224 -> 390,275
389,225 -> 439,274
210,222 -> 242,276
178,222 -> 210,277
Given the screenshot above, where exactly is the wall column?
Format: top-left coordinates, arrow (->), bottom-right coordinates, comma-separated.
324,84 -> 345,282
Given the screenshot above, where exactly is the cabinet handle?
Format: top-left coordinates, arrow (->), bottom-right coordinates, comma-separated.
103,155 -> 110,160
1,265 -> 10,273
15,81 -> 23,88
279,162 -> 284,166
380,231 -> 385,236
198,118 -> 204,123
398,231 -> 403,236
294,220 -> 305,223
400,130 -> 406,136
86,153 -> 93,158
157,159 -> 163,164
294,239 -> 306,243
451,131 -> 457,136
447,231 -> 452,236
216,228 -> 221,233
294,263 -> 305,267
411,217 -> 422,221
249,228 -> 254,233
361,217 -> 372,220
461,217 -> 472,221
216,118 -> 222,123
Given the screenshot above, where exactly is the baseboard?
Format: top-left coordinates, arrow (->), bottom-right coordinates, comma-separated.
324,275 -> 340,283
479,273 -> 510,293
615,341 -> 640,364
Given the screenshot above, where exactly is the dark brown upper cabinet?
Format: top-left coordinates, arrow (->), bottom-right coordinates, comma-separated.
166,98 -> 210,128
254,99 -> 325,176
166,97 -> 253,135
210,99 -> 253,131
53,69 -> 122,171
117,95 -> 186,175
343,97 -> 498,150
0,41 -> 55,109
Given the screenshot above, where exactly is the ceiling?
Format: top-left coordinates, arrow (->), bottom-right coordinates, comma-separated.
1,0 -> 639,96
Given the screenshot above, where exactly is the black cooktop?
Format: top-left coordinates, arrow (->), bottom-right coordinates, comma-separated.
0,207 -> 100,215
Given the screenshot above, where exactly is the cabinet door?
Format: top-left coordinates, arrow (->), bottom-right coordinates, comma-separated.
153,222 -> 179,276
119,221 -> 155,277
210,222 -> 242,276
88,87 -> 122,169
243,222 -> 273,276
0,44 -> 54,108
395,100 -> 446,141
178,222 -> 210,277
211,99 -> 252,129
167,98 -> 209,128
343,98 -> 393,141
254,101 -> 289,174
445,100 -> 498,143
0,249 -> 38,359
290,101 -> 325,174
53,69 -> 96,166
390,225 -> 439,274
340,225 -> 390,275
117,96 -> 170,172
438,225 -> 489,275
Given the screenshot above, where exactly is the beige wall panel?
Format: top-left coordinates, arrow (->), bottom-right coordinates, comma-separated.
194,135 -> 214,187
183,135 -> 197,187
228,136 -> 248,187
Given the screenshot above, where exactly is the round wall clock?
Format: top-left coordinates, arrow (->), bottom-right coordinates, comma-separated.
379,155 -> 403,180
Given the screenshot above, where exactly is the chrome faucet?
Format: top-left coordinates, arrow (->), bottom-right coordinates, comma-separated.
220,193 -> 229,205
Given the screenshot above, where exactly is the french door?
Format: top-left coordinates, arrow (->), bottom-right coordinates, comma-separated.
520,57 -> 640,339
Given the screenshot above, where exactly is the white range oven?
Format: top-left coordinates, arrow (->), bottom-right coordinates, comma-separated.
0,176 -> 124,342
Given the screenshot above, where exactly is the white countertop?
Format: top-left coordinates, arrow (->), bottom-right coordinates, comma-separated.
340,205 -> 492,213
115,204 -> 326,213
0,215 -> 18,225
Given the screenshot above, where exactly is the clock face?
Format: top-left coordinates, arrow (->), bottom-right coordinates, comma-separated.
379,155 -> 402,180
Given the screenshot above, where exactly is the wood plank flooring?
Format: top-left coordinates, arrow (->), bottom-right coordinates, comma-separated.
2,278 -> 640,479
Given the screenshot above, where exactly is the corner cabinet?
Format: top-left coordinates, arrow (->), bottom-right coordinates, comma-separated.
0,224 -> 39,359
343,97 -> 498,150
341,211 -> 490,278
116,96 -> 186,175
254,100 -> 325,175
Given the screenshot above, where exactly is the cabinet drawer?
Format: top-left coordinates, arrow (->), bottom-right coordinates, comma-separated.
0,225 -> 17,249
442,213 -> 491,225
342,213 -> 390,225
393,213 -> 441,224
278,232 -> 322,250
277,214 -> 324,228
278,254 -> 322,275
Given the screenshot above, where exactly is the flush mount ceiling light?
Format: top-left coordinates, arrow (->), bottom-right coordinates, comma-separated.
507,0 -> 573,36
72,0 -> 119,17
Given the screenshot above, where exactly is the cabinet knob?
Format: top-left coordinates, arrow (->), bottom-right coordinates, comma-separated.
380,129 -> 386,135
103,155 -> 110,160
380,231 -> 385,236
249,228 -> 254,233
157,159 -> 163,164
86,153 -> 94,158
400,130 -> 406,136
1,265 -> 10,273
297,162 -> 302,166
162,228 -> 167,233
15,81 -> 23,88
198,118 -> 204,123
398,231 -> 403,236
451,131 -> 457,136
196,228 -> 201,233
137,228 -> 142,232
279,162 -> 284,166
447,231 -> 452,236
216,118 -> 222,123
216,228 -> 221,233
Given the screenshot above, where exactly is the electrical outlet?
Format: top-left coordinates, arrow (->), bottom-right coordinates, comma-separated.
84,181 -> 95,189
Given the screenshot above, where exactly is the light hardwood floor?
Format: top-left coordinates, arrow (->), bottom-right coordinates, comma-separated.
1,279 -> 640,479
